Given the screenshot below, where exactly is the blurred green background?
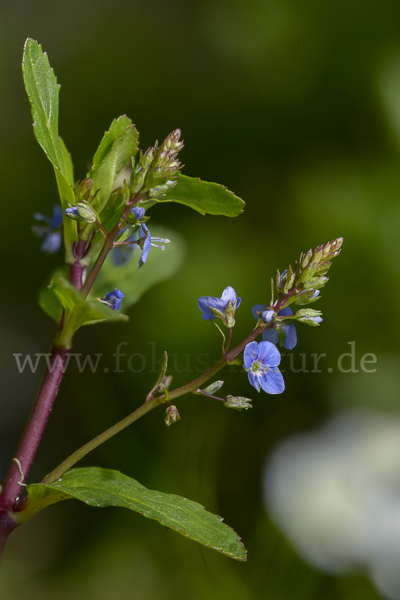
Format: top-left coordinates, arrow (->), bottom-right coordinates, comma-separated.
1,0 -> 399,598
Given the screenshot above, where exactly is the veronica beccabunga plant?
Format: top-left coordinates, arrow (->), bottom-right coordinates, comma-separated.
0,39 -> 343,566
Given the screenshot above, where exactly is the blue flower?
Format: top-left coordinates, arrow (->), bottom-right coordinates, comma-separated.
64,206 -> 80,219
130,207 -> 145,220
244,341 -> 285,394
98,288 -> 125,311
252,305 -> 297,350
198,286 -> 241,326
112,223 -> 170,268
137,225 -> 152,267
137,224 -> 170,269
32,205 -> 63,253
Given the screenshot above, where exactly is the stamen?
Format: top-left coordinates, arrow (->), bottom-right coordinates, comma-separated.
150,237 -> 170,251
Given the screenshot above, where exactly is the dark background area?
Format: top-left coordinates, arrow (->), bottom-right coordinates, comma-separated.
1,1 -> 399,598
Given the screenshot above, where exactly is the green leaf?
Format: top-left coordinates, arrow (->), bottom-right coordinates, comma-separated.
117,224 -> 139,243
148,174 -> 245,217
92,115 -> 135,166
22,39 -> 77,258
16,467 -> 247,561
38,280 -> 64,323
40,275 -> 128,344
202,381 -> 225,395
83,117 -> 139,229
92,224 -> 185,310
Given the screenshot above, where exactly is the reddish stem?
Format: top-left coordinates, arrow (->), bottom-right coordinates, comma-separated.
0,511 -> 17,563
0,345 -> 69,512
69,239 -> 88,290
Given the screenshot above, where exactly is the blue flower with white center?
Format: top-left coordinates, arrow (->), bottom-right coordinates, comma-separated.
252,305 -> 297,350
244,341 -> 285,394
198,286 -> 241,327
32,205 -> 63,253
98,288 -> 125,311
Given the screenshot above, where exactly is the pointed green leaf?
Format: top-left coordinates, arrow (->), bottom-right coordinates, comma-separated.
151,174 -> 245,217
92,115 -> 135,166
16,467 -> 246,561
38,284 -> 64,323
44,275 -> 129,336
202,381 -> 225,395
79,117 -> 139,242
92,224 -> 185,310
22,38 -> 77,258
117,224 -> 139,243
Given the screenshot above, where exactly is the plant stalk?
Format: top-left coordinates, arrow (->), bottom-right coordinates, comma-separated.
40,319 -> 273,484
0,345 -> 70,512
42,397 -> 163,484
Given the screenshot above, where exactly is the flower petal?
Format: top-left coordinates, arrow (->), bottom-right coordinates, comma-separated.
50,205 -> 63,229
252,304 -> 265,320
138,225 -> 152,267
248,370 -> 260,392
261,310 -> 275,322
130,207 -> 145,220
262,328 -> 279,345
244,341 -> 259,369
41,232 -> 62,254
260,368 -> 285,394
198,296 -> 227,319
99,288 -> 125,311
221,286 -> 238,305
257,341 -> 281,367
33,212 -> 52,225
278,307 -> 293,317
283,323 -> 297,350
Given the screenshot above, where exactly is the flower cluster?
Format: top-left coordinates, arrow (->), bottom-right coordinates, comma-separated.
131,129 -> 184,196
197,240 -> 342,399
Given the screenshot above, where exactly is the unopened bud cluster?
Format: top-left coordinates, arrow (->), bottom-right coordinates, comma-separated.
130,129 -> 184,197
276,237 -> 343,307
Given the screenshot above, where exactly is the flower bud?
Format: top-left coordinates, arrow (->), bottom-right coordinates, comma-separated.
65,201 -> 99,224
165,405 -> 181,426
74,178 -> 92,203
224,396 -> 253,411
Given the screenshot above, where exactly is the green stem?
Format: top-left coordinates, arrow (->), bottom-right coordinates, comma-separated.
81,194 -> 141,299
42,397 -> 163,485
40,319 -> 272,485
